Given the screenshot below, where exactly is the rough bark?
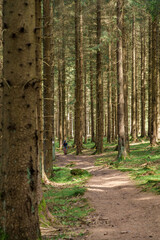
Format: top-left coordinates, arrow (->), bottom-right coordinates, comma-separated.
96,0 -> 103,153
122,7 -> 129,152
89,37 -> 95,143
117,0 -> 126,159
0,1 -> 41,238
140,22 -> 146,137
75,0 -> 83,154
150,18 -> 157,146
61,0 -> 66,142
58,51 -> 62,148
84,63 -> 87,144
107,44 -> 112,143
43,0 -> 53,177
131,13 -> 137,142
148,17 -> 152,138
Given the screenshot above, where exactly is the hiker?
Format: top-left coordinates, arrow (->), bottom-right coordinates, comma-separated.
63,140 -> 68,155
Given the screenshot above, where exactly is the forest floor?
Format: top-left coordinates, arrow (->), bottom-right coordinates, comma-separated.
54,148 -> 160,240
42,141 -> 160,240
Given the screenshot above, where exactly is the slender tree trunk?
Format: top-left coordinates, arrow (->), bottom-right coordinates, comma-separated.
107,44 -> 112,143
89,37 -> 95,142
96,0 -> 103,153
117,0 -> 126,159
148,17 -> 152,137
84,63 -> 87,143
123,7 -> 129,152
61,0 -> 66,142
43,0 -> 53,177
75,0 -> 83,154
140,22 -> 146,137
58,52 -> 62,148
35,0 -> 45,193
0,1 -> 41,238
150,18 -> 158,145
131,13 -> 137,142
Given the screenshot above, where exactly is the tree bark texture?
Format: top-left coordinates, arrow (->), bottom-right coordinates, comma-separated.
140,22 -> 146,137
89,37 -> 95,143
43,0 -> 53,177
75,0 -> 83,154
96,0 -> 103,153
117,0 -> 126,159
150,18 -> 158,145
1,1 -> 41,238
107,44 -> 112,143
148,17 -> 152,138
131,14 -> 137,142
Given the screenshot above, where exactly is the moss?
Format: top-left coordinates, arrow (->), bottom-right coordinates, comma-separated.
70,168 -> 89,176
0,228 -> 8,240
38,198 -> 47,214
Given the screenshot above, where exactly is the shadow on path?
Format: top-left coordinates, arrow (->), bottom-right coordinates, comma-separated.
55,153 -> 160,240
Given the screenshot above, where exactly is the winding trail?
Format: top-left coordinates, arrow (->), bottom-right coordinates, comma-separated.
56,153 -> 160,240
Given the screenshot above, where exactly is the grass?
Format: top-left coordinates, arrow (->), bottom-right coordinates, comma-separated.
43,165 -> 93,239
95,140 -> 160,194
50,166 -> 91,184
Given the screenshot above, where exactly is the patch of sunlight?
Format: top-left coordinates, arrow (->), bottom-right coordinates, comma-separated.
87,188 -> 105,192
135,196 -> 156,201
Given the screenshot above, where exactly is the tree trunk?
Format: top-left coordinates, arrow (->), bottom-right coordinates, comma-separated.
140,22 -> 146,137
84,63 -> 87,144
96,0 -> 103,153
131,13 -> 137,142
43,0 -> 53,177
150,18 -> 158,146
148,17 -> 152,138
89,37 -> 95,143
58,51 -> 62,148
107,44 -> 112,143
75,0 -> 83,154
117,0 -> 126,159
123,6 -> 129,152
0,1 -> 41,238
61,0 -> 66,142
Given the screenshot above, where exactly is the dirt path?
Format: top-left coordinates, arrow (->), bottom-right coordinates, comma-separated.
55,153 -> 160,240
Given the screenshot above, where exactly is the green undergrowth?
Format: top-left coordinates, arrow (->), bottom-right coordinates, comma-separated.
51,166 -> 91,184
95,140 -> 160,194
43,166 -> 93,239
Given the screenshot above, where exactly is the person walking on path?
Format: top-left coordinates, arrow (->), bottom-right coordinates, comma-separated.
63,140 -> 68,155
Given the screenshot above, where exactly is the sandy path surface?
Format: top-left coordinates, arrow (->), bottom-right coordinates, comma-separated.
56,153 -> 160,240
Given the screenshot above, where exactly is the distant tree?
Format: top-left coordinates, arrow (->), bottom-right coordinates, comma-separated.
43,0 -> 53,176
117,0 -> 127,159
96,0 -> 103,153
75,0 -> 84,154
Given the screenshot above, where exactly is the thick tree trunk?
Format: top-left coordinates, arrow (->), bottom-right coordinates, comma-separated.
0,1 -> 41,238
96,0 -> 103,153
117,0 -> 126,159
43,0 -> 53,177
